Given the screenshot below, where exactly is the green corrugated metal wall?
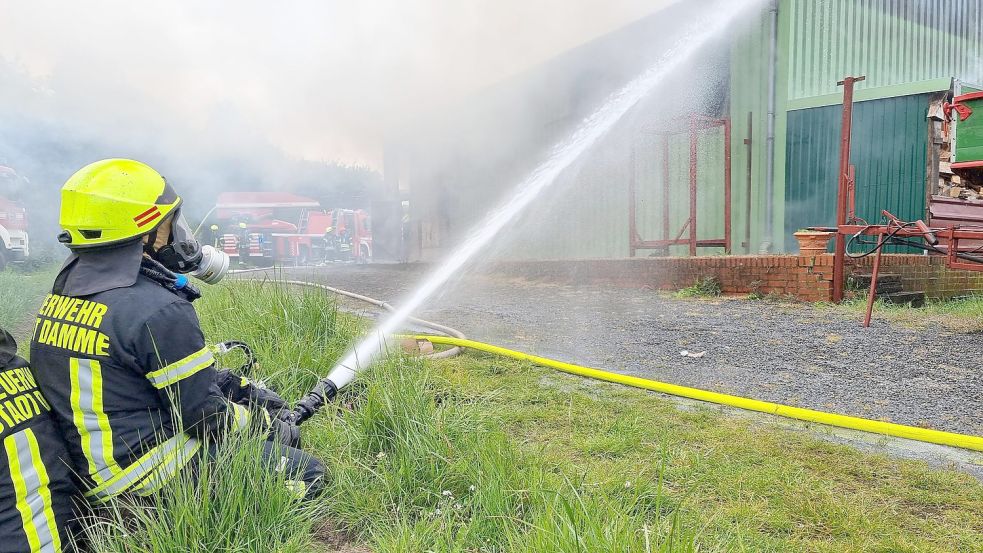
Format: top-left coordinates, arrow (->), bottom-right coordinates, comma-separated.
730,0 -> 982,253
785,0 -> 982,101
784,93 -> 929,251
500,124 -> 728,260
729,5 -> 790,252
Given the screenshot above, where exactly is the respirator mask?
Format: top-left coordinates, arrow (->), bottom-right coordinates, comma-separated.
148,208 -> 230,284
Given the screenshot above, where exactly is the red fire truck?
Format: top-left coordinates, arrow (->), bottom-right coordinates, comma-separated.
0,166 -> 30,270
211,192 -> 372,265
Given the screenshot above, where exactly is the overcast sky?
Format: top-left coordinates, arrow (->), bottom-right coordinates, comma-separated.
0,1 -> 674,166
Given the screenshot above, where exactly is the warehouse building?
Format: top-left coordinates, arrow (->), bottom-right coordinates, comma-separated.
386,0 -> 983,261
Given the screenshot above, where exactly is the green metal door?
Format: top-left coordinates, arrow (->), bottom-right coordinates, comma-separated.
953,92 -> 983,166
784,93 -> 930,252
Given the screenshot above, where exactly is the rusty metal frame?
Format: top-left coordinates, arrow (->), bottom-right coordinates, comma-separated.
832,75 -> 865,303
629,113 -> 732,257
814,209 -> 983,325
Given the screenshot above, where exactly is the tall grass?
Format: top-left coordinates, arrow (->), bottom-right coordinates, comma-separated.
83,279 -> 695,551
83,429 -> 324,552
0,268 -> 57,351
3,276 -> 981,550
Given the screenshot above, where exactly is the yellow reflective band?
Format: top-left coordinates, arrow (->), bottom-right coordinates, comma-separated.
90,360 -> 116,483
4,429 -> 61,553
231,403 -> 250,432
24,430 -> 61,553
69,358 -> 119,484
131,436 -> 201,497
85,433 -> 200,502
285,480 -> 307,499
146,347 -> 213,389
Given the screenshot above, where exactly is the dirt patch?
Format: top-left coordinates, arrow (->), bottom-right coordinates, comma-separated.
313,519 -> 371,553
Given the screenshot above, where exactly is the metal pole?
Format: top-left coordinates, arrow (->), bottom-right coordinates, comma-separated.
762,0 -> 778,252
689,115 -> 698,257
629,146 -> 637,257
744,111 -> 753,253
662,134 -> 671,249
863,231 -> 885,327
833,75 -> 865,303
724,117 -> 732,254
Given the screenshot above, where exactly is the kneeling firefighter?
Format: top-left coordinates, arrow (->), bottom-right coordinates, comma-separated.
29,159 -> 324,506
0,328 -> 81,552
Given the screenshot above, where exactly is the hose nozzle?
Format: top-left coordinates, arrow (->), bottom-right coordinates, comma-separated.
286,378 -> 338,426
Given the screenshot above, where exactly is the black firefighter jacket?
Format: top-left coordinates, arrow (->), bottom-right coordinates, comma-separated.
0,328 -> 80,553
29,267 -> 249,504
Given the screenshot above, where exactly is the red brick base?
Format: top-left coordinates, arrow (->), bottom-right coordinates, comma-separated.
491,255 -> 983,302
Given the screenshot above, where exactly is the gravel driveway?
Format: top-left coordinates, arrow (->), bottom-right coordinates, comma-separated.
259,264 -> 982,438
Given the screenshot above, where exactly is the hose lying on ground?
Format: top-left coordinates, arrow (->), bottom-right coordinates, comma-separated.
279,280 -> 466,360
228,269 -> 983,453
229,269 -> 466,360
404,334 -> 983,454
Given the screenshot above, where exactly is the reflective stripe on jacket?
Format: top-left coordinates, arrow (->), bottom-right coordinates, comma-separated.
0,335 -> 79,553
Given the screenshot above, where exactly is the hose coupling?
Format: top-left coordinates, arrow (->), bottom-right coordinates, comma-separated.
287,378 -> 338,426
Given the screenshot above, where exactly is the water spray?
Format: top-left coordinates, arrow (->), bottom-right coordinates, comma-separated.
287,0 -> 760,424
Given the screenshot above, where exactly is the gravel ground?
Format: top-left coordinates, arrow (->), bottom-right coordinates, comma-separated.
262,264 -> 983,439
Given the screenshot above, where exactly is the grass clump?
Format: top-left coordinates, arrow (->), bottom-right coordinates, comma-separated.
675,276 -> 722,298
828,293 -> 983,332
83,429 -> 324,552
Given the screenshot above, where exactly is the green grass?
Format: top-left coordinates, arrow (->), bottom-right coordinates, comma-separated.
0,268 -> 58,353
823,294 -> 983,332
674,276 -> 722,299
1,272 -> 982,551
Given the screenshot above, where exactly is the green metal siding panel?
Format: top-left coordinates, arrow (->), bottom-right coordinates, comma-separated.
785,0 -> 983,102
954,95 -> 983,163
500,125 -> 729,260
784,93 -> 929,251
730,0 -> 980,251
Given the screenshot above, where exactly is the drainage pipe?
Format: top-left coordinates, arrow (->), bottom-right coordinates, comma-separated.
762,0 -> 778,253
408,335 -> 983,453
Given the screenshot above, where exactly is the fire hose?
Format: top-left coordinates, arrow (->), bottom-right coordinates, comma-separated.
402,335 -> 983,453
231,273 -> 983,453
226,274 -> 466,426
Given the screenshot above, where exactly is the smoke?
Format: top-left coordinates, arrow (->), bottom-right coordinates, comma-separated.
0,1 -> 673,163
0,0 -> 676,245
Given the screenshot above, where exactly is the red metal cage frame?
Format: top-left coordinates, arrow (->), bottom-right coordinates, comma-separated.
629,114 -> 731,257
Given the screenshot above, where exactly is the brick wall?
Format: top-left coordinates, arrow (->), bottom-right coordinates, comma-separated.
490,254 -> 983,302
844,255 -> 983,299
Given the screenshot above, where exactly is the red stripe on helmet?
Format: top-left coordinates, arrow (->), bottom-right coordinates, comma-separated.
134,206 -> 158,220
134,208 -> 162,227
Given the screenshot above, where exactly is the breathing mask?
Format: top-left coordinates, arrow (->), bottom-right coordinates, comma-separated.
148,208 -> 230,284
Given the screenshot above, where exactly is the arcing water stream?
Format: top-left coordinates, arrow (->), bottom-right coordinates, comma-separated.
325,0 -> 760,390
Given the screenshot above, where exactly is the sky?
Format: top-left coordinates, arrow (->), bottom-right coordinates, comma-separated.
0,0 -> 674,167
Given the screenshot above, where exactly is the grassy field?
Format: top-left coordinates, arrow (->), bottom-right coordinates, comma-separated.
1,271 -> 982,551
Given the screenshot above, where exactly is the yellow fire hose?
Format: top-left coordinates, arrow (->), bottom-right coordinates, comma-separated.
405,335 -> 983,453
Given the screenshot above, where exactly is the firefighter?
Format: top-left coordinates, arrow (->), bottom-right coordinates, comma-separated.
209,224 -> 221,248
0,327 -> 81,552
29,159 -> 324,507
